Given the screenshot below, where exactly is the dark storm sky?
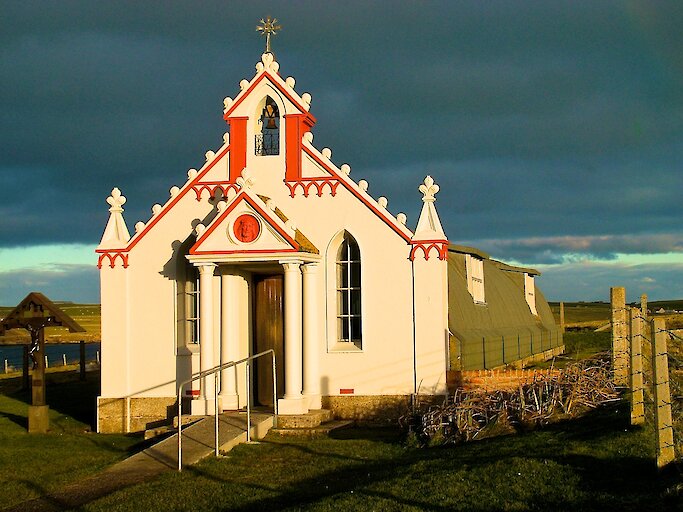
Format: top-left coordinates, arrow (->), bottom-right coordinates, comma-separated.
1,1 -> 681,303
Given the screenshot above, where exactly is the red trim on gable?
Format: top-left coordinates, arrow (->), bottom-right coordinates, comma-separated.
190,248 -> 300,256
95,145 -> 231,255
285,113 -> 316,181
97,252 -> 129,269
189,191 -> 300,255
228,117 -> 248,182
409,241 -> 449,261
284,178 -> 340,198
302,146 -> 412,243
223,72 -> 317,123
192,182 -> 240,201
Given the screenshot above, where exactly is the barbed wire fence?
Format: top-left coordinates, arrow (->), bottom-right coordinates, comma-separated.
611,286 -> 680,470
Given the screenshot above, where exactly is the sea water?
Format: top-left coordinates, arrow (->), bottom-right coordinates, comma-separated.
0,343 -> 101,373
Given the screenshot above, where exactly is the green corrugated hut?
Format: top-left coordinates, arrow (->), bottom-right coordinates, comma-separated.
448,245 -> 562,370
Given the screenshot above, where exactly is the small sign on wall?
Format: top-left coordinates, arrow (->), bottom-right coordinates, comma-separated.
339,388 -> 354,395
185,389 -> 200,397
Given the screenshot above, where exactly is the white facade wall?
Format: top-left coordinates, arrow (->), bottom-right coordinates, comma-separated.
100,265 -> 129,398
98,53 -> 449,429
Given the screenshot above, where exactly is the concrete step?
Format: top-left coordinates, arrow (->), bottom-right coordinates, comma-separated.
271,419 -> 354,438
145,414 -> 204,440
275,408 -> 333,429
142,411 -> 275,469
144,425 -> 174,441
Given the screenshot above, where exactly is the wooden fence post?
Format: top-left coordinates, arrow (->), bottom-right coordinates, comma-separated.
559,301 -> 565,333
610,286 -> 629,386
628,308 -> 644,426
79,340 -> 86,381
22,344 -> 29,390
650,317 -> 675,469
482,337 -> 486,369
640,294 -> 648,318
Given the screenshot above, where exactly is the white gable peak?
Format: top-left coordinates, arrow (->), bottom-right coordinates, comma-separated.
98,187 -> 131,250
223,53 -> 311,119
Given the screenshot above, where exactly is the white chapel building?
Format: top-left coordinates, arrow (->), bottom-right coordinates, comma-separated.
96,48 -> 560,433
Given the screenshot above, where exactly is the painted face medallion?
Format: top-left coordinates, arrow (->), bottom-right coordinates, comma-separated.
233,214 -> 260,243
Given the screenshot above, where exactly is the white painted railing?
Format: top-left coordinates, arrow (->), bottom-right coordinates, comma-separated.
176,349 -> 277,471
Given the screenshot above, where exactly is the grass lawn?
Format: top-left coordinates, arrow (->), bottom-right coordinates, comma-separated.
0,371 -> 143,509
549,301 -> 683,331
549,301 -> 611,328
1,331 -> 681,511
526,330 -> 611,370
558,330 -> 612,363
79,404 -> 681,512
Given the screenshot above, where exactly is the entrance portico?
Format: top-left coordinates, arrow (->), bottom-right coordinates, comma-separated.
188,256 -> 322,417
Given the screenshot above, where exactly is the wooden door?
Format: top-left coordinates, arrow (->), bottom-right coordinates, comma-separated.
253,274 -> 285,406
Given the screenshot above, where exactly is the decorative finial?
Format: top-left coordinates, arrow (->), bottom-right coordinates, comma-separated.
419,175 -> 439,203
236,168 -> 256,190
99,187 -> 131,249
256,16 -> 281,54
106,187 -> 126,213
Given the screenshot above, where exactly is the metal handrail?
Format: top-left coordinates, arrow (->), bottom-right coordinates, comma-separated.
176,349 -> 277,471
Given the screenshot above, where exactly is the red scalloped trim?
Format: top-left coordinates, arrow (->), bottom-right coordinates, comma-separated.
409,241 -> 449,261
97,252 -> 129,269
284,177 -> 340,198
192,182 -> 240,201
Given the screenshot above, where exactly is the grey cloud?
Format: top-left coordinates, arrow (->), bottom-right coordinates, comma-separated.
0,264 -> 99,306
468,234 -> 683,265
0,1 -> 681,264
537,261 -> 683,302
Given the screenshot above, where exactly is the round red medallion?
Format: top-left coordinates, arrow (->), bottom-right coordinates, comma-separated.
233,214 -> 260,243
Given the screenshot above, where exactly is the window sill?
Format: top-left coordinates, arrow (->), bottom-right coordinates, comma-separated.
178,344 -> 200,356
328,342 -> 363,353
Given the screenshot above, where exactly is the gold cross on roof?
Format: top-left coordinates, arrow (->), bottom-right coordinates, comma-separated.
256,16 -> 281,54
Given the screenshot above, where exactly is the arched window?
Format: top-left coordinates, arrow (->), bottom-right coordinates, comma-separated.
336,232 -> 362,347
255,96 -> 280,156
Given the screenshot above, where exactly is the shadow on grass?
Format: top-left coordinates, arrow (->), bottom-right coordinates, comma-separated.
46,375 -> 100,428
0,409 -> 27,429
328,425 -> 402,443
2,370 -> 101,429
3,479 -> 74,512
181,404 -> 676,512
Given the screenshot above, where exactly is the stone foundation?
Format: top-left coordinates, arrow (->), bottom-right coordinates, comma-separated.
97,396 -> 177,433
322,395 -> 444,425
448,368 -> 562,393
276,409 -> 333,429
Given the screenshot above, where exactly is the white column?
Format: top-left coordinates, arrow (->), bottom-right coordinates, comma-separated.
219,267 -> 240,410
302,263 -> 322,409
192,263 -> 216,415
278,261 -> 307,415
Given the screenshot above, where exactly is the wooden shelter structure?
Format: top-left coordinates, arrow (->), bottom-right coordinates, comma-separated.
0,292 -> 85,432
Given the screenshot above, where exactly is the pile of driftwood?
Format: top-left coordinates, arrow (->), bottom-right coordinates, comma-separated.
400,355 -> 619,446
